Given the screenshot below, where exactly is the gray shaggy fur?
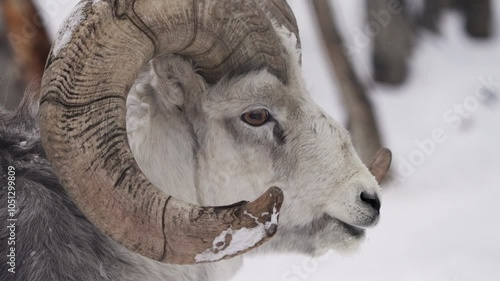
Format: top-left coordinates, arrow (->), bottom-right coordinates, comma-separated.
0,99 -> 155,281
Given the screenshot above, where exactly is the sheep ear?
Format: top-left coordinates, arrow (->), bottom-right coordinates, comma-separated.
369,148 -> 392,184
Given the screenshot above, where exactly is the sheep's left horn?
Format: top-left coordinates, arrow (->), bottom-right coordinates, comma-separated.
369,148 -> 392,184
38,0 -> 295,265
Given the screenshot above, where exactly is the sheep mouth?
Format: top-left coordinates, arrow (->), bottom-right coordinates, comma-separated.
338,220 -> 366,237
324,215 -> 366,237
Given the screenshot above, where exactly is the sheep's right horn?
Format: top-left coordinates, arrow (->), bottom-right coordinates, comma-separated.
369,148 -> 392,184
39,0 -> 295,265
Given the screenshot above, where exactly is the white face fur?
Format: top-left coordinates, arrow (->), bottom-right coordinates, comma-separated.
127,28 -> 381,257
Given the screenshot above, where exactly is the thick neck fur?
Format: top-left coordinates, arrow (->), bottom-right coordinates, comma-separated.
127,56 -> 245,281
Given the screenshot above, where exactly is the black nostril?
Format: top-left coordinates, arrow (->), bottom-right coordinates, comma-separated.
360,192 -> 381,213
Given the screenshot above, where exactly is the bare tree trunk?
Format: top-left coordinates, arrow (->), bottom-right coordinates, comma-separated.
457,0 -> 492,38
367,0 -> 413,85
420,0 -> 492,38
0,7 -> 24,111
1,0 -> 51,109
420,0 -> 449,32
311,0 -> 383,164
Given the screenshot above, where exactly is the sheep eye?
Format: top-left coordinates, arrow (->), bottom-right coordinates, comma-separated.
241,109 -> 270,127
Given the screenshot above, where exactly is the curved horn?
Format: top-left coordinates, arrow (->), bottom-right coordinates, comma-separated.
39,0 -> 296,264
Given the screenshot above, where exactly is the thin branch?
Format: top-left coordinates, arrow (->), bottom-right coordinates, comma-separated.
311,0 -> 383,164
367,0 -> 413,84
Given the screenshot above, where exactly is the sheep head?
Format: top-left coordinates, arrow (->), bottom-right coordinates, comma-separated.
127,29 -> 392,257
39,0 -> 391,265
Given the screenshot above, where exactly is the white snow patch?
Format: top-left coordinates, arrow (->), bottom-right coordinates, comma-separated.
194,226 -> 265,263
52,2 -> 86,56
195,206 -> 279,263
264,206 -> 279,230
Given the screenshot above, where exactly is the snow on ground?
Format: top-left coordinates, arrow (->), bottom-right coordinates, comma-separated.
36,0 -> 500,280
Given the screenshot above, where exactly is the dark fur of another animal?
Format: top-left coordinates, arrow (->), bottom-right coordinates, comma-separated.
0,95 -> 149,281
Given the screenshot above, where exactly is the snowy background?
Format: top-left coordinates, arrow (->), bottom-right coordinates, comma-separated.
32,0 -> 500,280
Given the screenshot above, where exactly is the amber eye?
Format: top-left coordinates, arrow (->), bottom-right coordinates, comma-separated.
241,109 -> 270,127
